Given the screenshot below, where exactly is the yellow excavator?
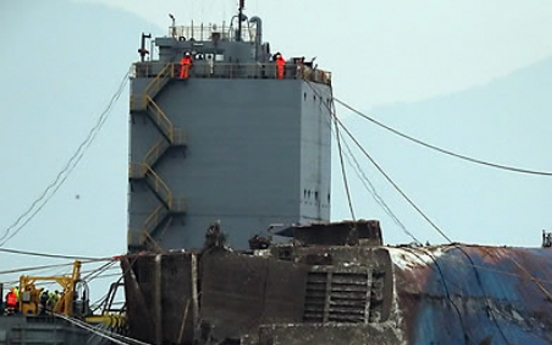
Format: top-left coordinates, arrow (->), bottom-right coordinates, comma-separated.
17,260 -> 125,329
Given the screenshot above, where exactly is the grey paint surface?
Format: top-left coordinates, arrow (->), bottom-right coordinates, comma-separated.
0,315 -> 109,345
129,75 -> 332,250
299,82 -> 332,222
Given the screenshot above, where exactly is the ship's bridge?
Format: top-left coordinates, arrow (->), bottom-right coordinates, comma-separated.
133,18 -> 331,85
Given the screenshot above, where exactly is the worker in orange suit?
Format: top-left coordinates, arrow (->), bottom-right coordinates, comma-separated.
5,288 -> 17,315
275,52 -> 285,79
180,52 -> 193,79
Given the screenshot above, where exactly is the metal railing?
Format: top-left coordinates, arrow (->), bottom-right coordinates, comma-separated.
132,62 -> 332,86
129,63 -> 188,250
143,63 -> 174,98
128,162 -> 148,179
172,127 -> 186,145
142,131 -> 186,168
138,198 -> 186,246
168,23 -> 257,43
145,95 -> 175,141
130,64 -> 180,142
143,165 -> 172,208
129,94 -> 146,111
130,63 -> 172,111
129,163 -> 172,207
144,138 -> 170,168
171,198 -> 186,213
142,204 -> 168,240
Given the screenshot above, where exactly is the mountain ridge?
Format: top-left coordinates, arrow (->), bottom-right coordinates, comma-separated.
333,55 -> 552,246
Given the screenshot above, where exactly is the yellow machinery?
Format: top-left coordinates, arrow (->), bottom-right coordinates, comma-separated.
19,260 -> 82,317
17,260 -> 126,328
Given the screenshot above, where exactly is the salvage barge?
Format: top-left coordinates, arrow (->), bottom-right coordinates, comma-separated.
123,4 -> 552,345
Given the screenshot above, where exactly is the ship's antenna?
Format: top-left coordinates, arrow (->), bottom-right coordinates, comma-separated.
237,0 -> 245,41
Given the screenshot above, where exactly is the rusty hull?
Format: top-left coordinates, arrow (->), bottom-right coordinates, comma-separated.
390,245 -> 552,345
122,222 -> 552,345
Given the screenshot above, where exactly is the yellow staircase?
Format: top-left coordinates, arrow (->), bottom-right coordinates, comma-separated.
129,63 -> 186,250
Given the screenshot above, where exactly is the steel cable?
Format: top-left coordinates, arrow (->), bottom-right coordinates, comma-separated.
333,97 -> 552,177
0,246 -> 113,261
0,68 -> 131,245
335,116 -> 453,243
332,110 -> 356,221
306,81 -> 441,243
340,138 -> 422,244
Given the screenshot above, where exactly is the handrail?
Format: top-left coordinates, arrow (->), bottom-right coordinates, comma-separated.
141,230 -> 163,251
129,94 -> 147,110
142,204 -> 168,238
133,62 -> 332,85
144,137 -> 170,167
131,62 -> 189,248
143,164 -> 173,208
139,199 -> 187,246
143,63 -> 174,98
173,127 -> 187,145
129,162 -> 146,178
172,198 -> 186,213
145,95 -> 174,141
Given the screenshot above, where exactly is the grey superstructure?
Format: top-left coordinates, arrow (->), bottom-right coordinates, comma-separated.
127,16 -> 333,252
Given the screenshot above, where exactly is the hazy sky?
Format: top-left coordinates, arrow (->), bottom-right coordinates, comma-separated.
76,0 -> 552,106
0,0 -> 551,299
68,0 -> 552,244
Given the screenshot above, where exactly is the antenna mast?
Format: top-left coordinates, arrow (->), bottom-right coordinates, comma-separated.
237,0 -> 245,41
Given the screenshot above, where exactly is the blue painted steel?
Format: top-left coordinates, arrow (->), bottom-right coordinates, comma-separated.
400,246 -> 552,344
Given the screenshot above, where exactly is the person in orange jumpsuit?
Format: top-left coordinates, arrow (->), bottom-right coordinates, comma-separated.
5,288 -> 17,314
275,52 -> 285,79
180,52 -> 193,79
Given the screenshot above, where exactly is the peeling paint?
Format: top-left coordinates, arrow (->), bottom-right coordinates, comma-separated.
123,223 -> 552,345
387,247 -> 445,270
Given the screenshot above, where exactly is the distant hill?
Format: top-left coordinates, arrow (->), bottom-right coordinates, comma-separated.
333,57 -> 552,246
0,0 -> 158,264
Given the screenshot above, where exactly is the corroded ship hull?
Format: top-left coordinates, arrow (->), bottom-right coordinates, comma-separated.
123,221 -> 552,345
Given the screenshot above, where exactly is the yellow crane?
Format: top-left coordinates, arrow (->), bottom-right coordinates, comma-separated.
16,260 -> 125,328
19,260 -> 82,316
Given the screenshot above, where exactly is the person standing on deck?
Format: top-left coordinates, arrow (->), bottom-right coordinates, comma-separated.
275,52 -> 286,79
180,52 -> 193,79
5,288 -> 17,314
39,290 -> 49,315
